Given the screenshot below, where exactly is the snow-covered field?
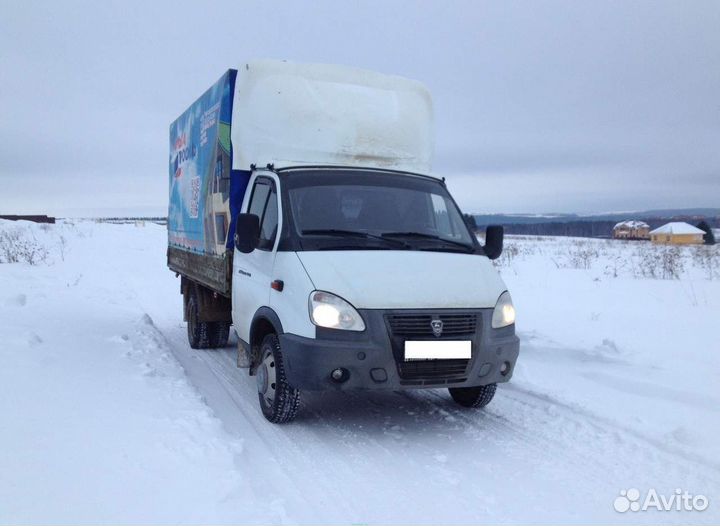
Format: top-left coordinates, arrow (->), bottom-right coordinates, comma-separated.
1,219 -> 718,524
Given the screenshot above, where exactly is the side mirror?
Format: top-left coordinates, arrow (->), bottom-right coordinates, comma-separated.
483,225 -> 503,260
234,213 -> 260,253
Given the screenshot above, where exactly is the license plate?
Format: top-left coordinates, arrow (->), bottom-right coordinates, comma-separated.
404,340 -> 471,360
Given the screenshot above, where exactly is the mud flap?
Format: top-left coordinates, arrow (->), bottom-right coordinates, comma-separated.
237,340 -> 251,368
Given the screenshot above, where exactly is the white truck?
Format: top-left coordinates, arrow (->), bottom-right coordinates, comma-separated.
168,60 -> 519,423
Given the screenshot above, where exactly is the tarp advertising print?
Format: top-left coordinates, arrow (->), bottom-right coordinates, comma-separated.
168,69 -> 241,256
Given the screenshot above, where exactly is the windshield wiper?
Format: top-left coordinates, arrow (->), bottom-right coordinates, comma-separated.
301,229 -> 412,249
381,231 -> 474,252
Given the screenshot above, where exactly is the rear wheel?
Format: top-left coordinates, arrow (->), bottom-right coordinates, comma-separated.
209,321 -> 231,348
256,334 -> 300,423
186,291 -> 212,349
449,383 -> 497,408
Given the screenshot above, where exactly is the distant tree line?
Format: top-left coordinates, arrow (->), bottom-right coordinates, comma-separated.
484,220 -> 619,238
463,213 -> 477,231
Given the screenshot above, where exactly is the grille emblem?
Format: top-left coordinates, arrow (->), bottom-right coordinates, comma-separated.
431,318 -> 443,337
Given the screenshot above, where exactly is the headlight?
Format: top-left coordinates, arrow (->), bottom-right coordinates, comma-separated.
309,291 -> 366,331
492,291 -> 516,328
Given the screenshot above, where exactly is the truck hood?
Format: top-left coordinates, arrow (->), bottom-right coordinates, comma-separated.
295,251 -> 507,309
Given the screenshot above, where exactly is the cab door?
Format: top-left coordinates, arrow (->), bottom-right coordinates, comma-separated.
232,173 -> 281,342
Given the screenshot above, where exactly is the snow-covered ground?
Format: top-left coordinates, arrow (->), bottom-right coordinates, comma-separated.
1,220 -> 718,524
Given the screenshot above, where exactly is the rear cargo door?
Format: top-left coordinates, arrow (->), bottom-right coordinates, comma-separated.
233,175 -> 280,341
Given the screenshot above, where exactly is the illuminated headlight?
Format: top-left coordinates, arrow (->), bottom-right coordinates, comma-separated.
492,291 -> 516,328
309,291 -> 366,331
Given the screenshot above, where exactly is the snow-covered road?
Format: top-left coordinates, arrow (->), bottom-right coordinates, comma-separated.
153,322 -> 719,524
1,220 -> 718,524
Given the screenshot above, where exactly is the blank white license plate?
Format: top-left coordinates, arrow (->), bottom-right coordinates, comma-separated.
404,340 -> 471,360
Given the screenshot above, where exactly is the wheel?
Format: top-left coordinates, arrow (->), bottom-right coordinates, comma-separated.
256,334 -> 300,423
449,383 -> 497,408
209,321 -> 231,348
186,290 -> 212,349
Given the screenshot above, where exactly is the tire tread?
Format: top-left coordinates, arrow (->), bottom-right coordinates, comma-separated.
449,383 -> 497,408
187,293 -> 212,349
260,334 -> 300,424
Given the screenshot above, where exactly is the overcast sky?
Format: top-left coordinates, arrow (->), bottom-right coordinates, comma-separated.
1,0 -> 718,216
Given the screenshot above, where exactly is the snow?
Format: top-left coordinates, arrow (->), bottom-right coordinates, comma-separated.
1,220 -> 719,524
649,222 -> 705,235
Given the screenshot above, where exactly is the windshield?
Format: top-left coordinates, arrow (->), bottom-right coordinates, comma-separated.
284,170 -> 475,252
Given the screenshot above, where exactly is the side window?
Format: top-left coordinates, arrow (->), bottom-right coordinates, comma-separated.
258,186 -> 278,250
248,181 -> 271,218
246,179 -> 278,251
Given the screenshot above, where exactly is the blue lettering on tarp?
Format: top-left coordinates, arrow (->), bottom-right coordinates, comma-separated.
172,144 -> 197,177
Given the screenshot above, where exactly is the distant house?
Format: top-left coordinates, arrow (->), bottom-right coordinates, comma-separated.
649,222 -> 705,245
613,220 -> 650,240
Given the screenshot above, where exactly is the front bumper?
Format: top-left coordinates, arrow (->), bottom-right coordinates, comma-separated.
279,308 -> 520,391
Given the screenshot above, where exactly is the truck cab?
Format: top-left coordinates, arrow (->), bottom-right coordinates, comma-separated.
231,166 -> 518,422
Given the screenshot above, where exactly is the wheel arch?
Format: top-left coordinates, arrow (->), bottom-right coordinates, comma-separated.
249,307 -> 284,371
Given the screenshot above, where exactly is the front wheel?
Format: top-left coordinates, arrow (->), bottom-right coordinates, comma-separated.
256,334 -> 300,423
449,383 -> 497,408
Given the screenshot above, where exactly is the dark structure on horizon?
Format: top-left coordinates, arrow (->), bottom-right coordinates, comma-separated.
0,215 -> 56,224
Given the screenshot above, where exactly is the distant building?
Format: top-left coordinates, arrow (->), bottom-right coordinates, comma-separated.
613,220 -> 650,240
649,222 -> 705,245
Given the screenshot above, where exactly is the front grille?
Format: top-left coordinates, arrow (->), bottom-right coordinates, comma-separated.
397,359 -> 468,385
384,311 -> 480,385
386,313 -> 477,338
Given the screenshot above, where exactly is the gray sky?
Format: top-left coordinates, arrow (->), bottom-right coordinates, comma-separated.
1,0 -> 719,216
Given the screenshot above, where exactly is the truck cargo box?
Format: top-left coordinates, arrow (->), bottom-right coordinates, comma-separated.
167,70 -> 249,295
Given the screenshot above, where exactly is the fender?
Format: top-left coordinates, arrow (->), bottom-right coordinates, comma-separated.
251,306 -> 284,337
245,306 -> 285,374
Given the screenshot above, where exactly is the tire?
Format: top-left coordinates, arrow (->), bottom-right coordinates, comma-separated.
186,291 -> 212,349
256,334 -> 300,424
209,321 -> 231,348
449,383 -> 497,408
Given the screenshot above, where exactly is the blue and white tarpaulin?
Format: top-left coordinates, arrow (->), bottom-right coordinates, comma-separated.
168,69 -> 249,255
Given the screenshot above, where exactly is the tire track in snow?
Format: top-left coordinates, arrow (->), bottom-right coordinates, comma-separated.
200,345 -> 363,519
503,383 -> 720,479
157,323 -> 361,522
